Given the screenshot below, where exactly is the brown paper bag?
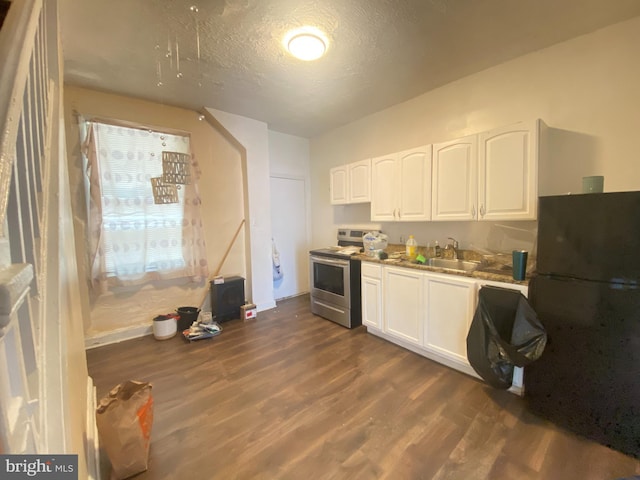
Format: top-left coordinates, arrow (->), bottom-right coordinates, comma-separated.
96,380 -> 154,479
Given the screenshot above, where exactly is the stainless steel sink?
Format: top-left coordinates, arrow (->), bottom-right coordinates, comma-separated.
427,258 -> 481,272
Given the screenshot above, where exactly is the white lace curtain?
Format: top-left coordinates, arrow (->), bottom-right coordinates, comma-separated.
82,119 -> 209,291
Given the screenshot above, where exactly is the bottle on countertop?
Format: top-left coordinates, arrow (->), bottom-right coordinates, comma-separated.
406,235 -> 417,260
434,240 -> 441,258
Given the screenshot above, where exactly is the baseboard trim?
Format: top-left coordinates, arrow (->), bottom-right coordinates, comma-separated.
257,300 -> 276,311
84,324 -> 152,350
275,291 -> 309,302
84,300 -> 278,349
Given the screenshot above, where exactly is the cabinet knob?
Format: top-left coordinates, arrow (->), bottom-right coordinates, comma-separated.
471,205 -> 476,219
480,205 -> 485,217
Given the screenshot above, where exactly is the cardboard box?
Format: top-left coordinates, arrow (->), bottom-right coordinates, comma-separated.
241,303 -> 257,321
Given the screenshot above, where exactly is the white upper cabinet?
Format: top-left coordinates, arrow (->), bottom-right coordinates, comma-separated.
329,165 -> 348,204
398,146 -> 432,221
370,153 -> 397,220
348,159 -> 371,203
479,120 -> 538,221
371,145 -> 432,221
432,120 -> 539,221
432,135 -> 478,221
330,159 -> 371,205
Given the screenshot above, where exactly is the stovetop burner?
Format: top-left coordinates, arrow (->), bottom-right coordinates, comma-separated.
310,226 -> 381,260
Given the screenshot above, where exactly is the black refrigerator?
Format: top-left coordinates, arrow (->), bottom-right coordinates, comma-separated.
526,191 -> 640,459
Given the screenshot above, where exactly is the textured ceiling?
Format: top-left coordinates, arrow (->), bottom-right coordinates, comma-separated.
59,0 -> 640,138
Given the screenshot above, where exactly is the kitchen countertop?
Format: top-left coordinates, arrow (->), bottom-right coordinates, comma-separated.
357,247 -> 531,286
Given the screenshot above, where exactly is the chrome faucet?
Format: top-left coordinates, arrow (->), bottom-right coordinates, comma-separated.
445,237 -> 459,259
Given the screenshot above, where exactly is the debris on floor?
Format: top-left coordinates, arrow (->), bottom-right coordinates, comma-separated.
182,319 -> 222,341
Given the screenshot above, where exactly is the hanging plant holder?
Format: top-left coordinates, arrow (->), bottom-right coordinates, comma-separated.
162,151 -> 192,185
151,177 -> 179,204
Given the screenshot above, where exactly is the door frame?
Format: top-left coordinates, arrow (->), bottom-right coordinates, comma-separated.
269,173 -> 311,298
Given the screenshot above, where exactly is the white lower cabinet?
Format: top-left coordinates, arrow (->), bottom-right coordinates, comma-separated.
384,267 -> 423,346
423,273 -> 477,368
361,263 -> 383,330
361,263 -> 529,391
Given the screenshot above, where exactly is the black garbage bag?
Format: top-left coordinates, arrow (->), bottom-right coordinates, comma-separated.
466,286 -> 547,389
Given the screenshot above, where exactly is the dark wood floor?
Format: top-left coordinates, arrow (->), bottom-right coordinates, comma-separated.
87,294 -> 640,480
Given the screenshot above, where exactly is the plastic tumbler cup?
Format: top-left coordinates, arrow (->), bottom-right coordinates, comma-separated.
512,250 -> 528,281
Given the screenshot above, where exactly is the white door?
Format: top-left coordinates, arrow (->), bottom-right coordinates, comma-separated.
270,176 -> 309,300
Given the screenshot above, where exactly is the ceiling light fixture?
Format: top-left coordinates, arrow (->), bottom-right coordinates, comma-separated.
284,27 -> 328,61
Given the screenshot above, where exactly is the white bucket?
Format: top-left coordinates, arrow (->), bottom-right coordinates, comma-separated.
153,314 -> 177,340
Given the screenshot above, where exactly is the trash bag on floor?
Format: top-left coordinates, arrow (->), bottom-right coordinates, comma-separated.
466,286 -> 547,389
96,380 -> 153,479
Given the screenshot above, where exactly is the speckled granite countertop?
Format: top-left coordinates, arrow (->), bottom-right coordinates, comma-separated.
357,245 -> 531,286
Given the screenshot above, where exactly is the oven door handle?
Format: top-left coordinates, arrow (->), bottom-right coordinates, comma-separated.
310,255 -> 349,267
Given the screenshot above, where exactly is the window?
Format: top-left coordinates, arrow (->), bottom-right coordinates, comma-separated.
82,119 -> 209,290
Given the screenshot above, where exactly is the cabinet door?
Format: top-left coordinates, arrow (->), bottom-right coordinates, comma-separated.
397,146 -> 432,221
348,159 -> 371,203
362,275 -> 382,329
329,165 -> 348,205
432,135 -> 478,221
424,274 -> 477,365
478,120 -> 538,220
384,267 -> 423,345
370,154 -> 398,221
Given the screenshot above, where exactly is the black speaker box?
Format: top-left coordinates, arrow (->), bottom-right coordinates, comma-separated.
210,276 -> 245,322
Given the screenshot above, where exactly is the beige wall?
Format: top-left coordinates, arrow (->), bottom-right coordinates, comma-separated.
309,16 -> 640,251
269,130 -> 311,178
64,86 -> 245,338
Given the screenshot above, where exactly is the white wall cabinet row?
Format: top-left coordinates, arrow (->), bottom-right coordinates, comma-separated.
361,262 -> 528,388
330,159 -> 371,204
331,119 -> 541,221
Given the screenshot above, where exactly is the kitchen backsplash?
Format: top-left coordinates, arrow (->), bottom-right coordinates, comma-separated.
329,201 -> 537,255
375,220 -> 538,257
